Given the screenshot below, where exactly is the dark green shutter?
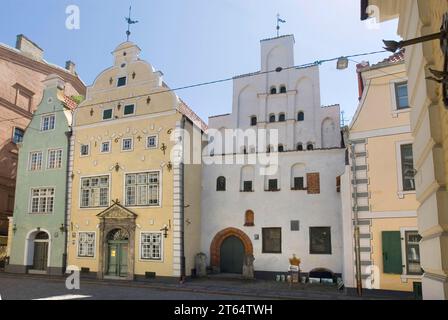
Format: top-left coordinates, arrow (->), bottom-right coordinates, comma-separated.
382,231 -> 403,274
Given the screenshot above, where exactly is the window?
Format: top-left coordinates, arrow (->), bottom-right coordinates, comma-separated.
216,176 -> 226,191
297,143 -> 303,151
102,109 -> 113,120
310,227 -> 332,254
124,104 -> 135,116
278,113 -> 286,122
78,232 -> 95,257
291,220 -> 300,231
125,172 -> 160,206
100,141 -> 110,153
405,231 -> 422,275
250,116 -> 257,126
400,144 -> 415,191
297,112 -> 304,122
307,143 -> 314,151
47,149 -> 63,169
30,187 -> 54,214
280,86 -> 287,94
395,82 -> 409,109
268,179 -> 278,191
270,87 -> 277,94
13,128 -> 24,144
147,135 -> 158,149
117,76 -> 127,87
267,145 -> 274,153
122,138 -> 133,151
336,176 -> 341,193
244,210 -> 255,227
80,176 -> 109,208
80,144 -> 89,156
243,181 -> 253,192
262,228 -> 281,253
141,232 -> 162,260
278,145 -> 284,152
29,151 -> 43,171
293,177 -> 305,190
269,114 -> 276,123
41,114 -> 55,131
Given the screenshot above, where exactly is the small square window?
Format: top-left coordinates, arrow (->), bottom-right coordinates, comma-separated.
147,135 -> 158,149
122,138 -> 133,151
291,220 -> 300,231
117,77 -> 127,87
124,104 -> 135,116
268,179 -> 278,191
294,177 -> 305,190
250,116 -> 257,126
13,128 -> 24,144
243,181 -> 253,192
80,144 -> 89,156
103,109 -> 113,120
101,141 -> 110,153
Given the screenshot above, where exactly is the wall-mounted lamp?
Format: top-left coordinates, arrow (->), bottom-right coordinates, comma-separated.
160,143 -> 167,155
160,225 -> 169,238
166,161 -> 173,172
146,96 -> 151,105
12,223 -> 17,234
60,223 -> 66,233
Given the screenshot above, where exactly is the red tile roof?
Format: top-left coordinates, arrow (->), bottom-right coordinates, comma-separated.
63,95 -> 78,110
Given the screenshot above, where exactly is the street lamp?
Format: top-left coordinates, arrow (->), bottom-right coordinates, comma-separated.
337,57 -> 349,70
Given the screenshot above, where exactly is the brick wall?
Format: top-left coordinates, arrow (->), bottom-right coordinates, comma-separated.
307,172 -> 320,194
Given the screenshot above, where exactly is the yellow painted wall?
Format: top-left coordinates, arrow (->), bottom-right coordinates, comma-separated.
371,218 -> 420,292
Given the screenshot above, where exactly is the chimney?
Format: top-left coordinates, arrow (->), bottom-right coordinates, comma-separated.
65,60 -> 76,74
15,34 -> 44,61
43,74 -> 65,91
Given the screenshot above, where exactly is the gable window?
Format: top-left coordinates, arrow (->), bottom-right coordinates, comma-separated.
216,176 -> 226,191
293,177 -> 305,190
262,228 -> 281,253
270,87 -> 277,95
29,151 -> 43,171
280,85 -> 287,94
250,116 -> 257,126
243,181 -> 253,192
297,112 -> 305,122
30,187 -> 54,214
103,109 -> 113,120
47,149 -> 63,169
141,232 -> 162,260
13,128 -> 24,144
405,231 -> 422,275
41,114 -> 55,131
395,82 -> 409,110
80,176 -> 109,208
100,141 -> 111,153
278,113 -> 286,122
310,227 -> 332,254
78,232 -> 95,258
147,135 -> 158,149
268,179 -> 278,191
400,144 -> 415,191
269,114 -> 276,123
80,144 -> 90,156
125,172 -> 160,206
124,104 -> 135,116
122,138 -> 133,151
117,76 -> 127,87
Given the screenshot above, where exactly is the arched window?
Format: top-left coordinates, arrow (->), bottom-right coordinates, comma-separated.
250,116 -> 257,126
278,144 -> 285,152
297,143 -> 303,151
35,232 -> 49,240
269,114 -> 276,123
216,176 -> 226,191
280,85 -> 287,93
244,210 -> 255,227
307,143 -> 314,151
278,113 -> 286,122
270,87 -> 277,94
297,112 -> 305,121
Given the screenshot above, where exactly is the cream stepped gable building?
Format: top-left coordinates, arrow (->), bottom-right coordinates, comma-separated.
341,51 -> 422,297
67,41 -> 206,280
201,35 -> 346,279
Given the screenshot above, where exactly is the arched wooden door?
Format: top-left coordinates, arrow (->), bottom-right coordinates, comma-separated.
32,232 -> 49,271
220,236 -> 244,274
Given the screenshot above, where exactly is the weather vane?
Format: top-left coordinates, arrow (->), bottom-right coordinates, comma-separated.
125,6 -> 139,41
276,14 -> 286,37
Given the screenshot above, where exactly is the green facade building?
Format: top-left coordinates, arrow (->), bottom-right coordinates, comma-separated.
6,74 -> 76,275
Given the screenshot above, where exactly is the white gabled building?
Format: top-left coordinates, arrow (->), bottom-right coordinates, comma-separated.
200,34 -> 346,279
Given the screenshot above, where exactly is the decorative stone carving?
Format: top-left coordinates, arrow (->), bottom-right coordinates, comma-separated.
195,253 -> 207,277
242,253 -> 255,279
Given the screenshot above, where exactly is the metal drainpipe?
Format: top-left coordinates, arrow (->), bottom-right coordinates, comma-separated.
63,129 -> 73,274
179,117 -> 186,282
350,143 -> 363,296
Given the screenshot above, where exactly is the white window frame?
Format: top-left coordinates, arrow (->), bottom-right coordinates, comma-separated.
100,141 -> 111,154
121,138 -> 134,152
102,108 -> 114,121
146,134 -> 159,149
29,187 -> 55,214
40,114 -> 56,131
139,231 -> 164,262
79,174 -> 111,209
80,143 -> 90,157
123,104 -> 135,117
28,151 -> 43,171
389,78 -> 410,115
47,148 -> 63,170
395,140 -> 416,198
400,227 -> 422,281
77,231 -> 96,258
12,126 -> 25,144
123,170 -> 162,208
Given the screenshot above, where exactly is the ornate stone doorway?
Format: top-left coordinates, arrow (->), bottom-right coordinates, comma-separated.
97,201 -> 137,280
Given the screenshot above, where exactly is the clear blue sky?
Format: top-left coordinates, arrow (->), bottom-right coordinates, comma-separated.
1,0 -> 399,123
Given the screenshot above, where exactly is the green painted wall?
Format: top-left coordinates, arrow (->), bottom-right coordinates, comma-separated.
8,84 -> 71,272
